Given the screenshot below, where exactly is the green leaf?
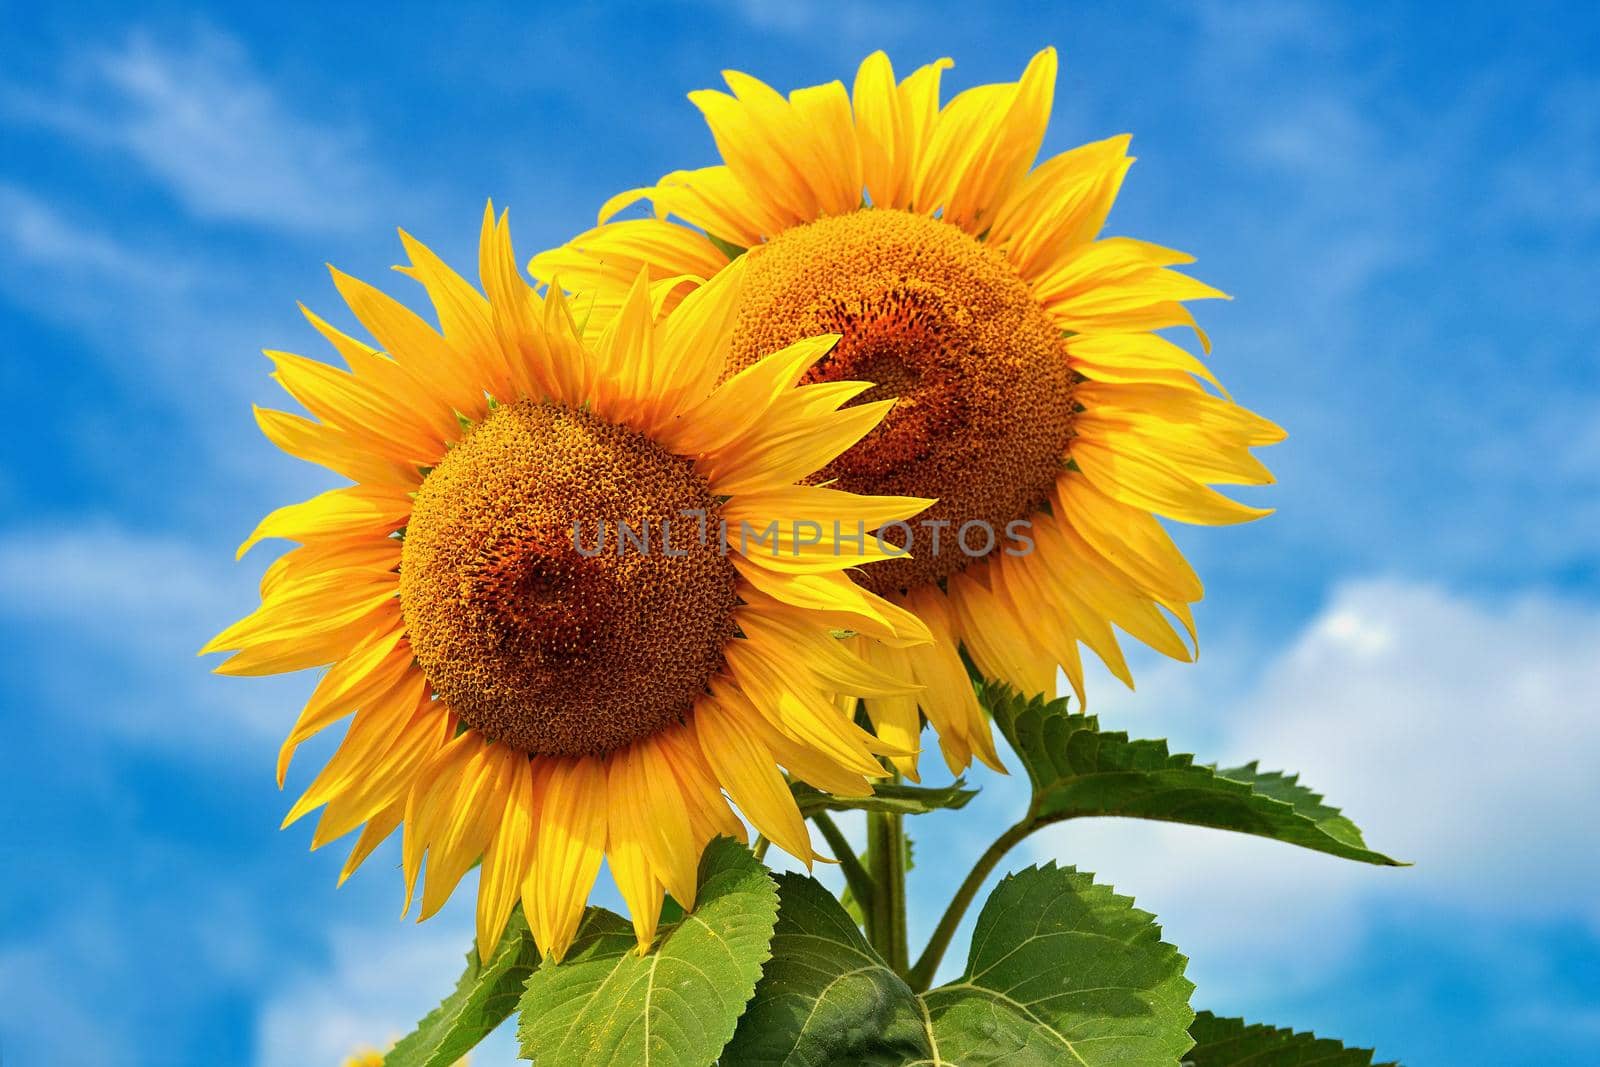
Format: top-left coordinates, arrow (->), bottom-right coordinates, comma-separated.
515,838 -> 779,1067
722,873 -> 932,1066
1215,764 -> 1376,856
917,863 -> 1194,1066
791,780 -> 977,817
985,684 -> 1402,865
1185,1011 -> 1396,1065
383,908 -> 540,1067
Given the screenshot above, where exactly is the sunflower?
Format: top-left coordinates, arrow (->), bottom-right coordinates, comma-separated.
530,49 -> 1284,780
203,206 -> 936,962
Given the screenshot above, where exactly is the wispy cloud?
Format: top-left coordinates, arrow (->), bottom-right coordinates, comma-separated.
0,915 -> 127,1067
0,183 -> 180,283
0,522 -> 298,751
4,25 -> 389,232
0,863 -> 289,1067
254,909 -> 520,1067
717,0 -> 916,48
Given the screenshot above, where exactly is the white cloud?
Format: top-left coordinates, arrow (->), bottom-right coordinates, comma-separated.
1188,2 -> 1422,316
0,522 -> 296,750
255,922 -> 461,1067
0,941 -> 121,1067
0,183 -> 180,282
0,179 -> 322,511
718,0 -> 915,46
0,183 -> 201,341
5,26 -> 388,232
254,904 -> 521,1067
1027,578 -> 1600,1002
0,872 -> 281,1067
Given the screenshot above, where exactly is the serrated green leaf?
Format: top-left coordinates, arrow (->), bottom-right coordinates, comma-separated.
722,873 -> 932,1066
791,780 -> 977,817
1215,764 -> 1375,854
985,685 -> 1402,865
515,838 -> 778,1067
1184,1011 -> 1396,1066
916,863 -> 1194,1066
383,908 -> 539,1067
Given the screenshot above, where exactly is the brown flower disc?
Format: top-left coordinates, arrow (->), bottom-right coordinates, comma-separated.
727,209 -> 1077,595
399,399 -> 738,756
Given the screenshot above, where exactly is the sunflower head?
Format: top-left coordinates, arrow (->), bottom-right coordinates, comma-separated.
730,208 -> 1079,594
399,397 -> 742,756
204,205 -> 937,962
531,48 -> 1285,777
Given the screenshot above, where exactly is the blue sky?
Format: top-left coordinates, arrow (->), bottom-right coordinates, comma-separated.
1,1 -> 1597,1064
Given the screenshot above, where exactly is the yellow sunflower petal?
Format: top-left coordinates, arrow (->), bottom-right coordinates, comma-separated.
900,585 -> 1004,773
266,348 -> 445,464
722,643 -> 896,777
529,217 -> 727,297
529,756 -> 607,961
234,485 -> 411,560
330,265 -> 489,425
1065,330 -> 1229,398
646,256 -> 746,430
253,406 -> 422,490
338,797 -> 404,886
282,671 -> 434,830
705,393 -> 898,497
988,134 -> 1133,275
277,624 -> 411,785
605,750 -> 668,952
313,699 -> 453,850
1055,471 -> 1203,604
1071,435 -> 1273,526
696,697 -> 814,863
854,640 -> 923,781
914,47 -> 1056,230
475,754 -> 541,958
417,740 -> 510,922
660,333 -> 839,456
651,723 -> 747,844
946,570 -> 1056,697
736,600 -> 921,698
396,228 -> 517,406
630,739 -> 702,908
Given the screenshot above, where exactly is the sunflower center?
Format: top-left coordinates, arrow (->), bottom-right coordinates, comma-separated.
399,399 -> 739,757
728,209 -> 1077,595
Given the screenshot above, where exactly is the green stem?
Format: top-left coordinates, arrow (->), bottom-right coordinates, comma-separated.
907,816 -> 1037,993
810,810 -> 875,928
866,788 -> 910,974
751,834 -> 770,863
